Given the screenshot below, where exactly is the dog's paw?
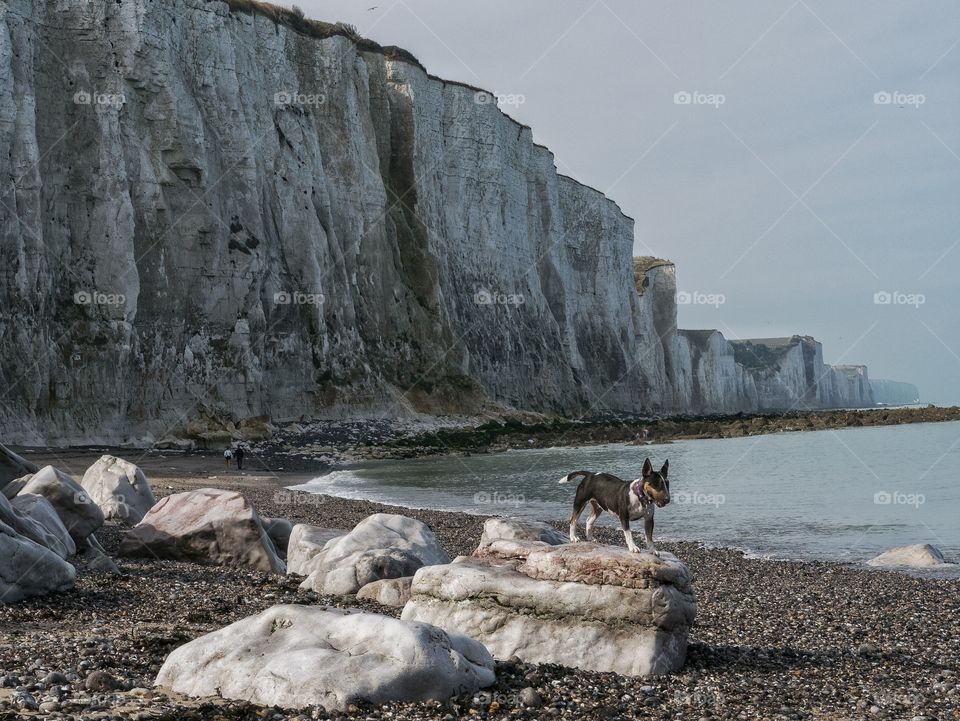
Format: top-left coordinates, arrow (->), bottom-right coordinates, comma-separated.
570,537 -> 582,543
629,546 -> 641,553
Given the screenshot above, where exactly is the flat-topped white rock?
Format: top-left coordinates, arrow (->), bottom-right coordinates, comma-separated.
80,455 -> 156,524
867,544 -> 948,568
286,524 -> 345,575
298,514 -> 449,595
1,493 -> 75,559
0,520 -> 76,604
155,605 -> 495,710
17,466 -> 104,544
120,488 -> 284,573
478,517 -> 568,548
401,538 -> 696,676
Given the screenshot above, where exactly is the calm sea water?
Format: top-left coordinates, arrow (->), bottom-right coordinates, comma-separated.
290,421 -> 960,573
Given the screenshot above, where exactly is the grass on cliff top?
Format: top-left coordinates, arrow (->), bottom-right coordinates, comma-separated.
221,0 -> 424,68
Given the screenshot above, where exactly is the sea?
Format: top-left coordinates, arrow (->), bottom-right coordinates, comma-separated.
290,420 -> 960,574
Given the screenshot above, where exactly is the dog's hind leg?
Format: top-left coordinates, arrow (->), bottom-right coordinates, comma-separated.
584,500 -> 602,541
569,500 -> 587,542
568,482 -> 592,542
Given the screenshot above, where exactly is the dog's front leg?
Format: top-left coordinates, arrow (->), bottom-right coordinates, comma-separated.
620,513 -> 641,553
644,514 -> 659,556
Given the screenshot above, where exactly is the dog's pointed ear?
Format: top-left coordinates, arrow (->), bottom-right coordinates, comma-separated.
660,459 -> 669,478
642,458 -> 653,477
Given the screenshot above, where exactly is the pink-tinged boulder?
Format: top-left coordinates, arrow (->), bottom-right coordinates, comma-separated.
401,539 -> 696,677
120,488 -> 284,573
17,466 -> 104,544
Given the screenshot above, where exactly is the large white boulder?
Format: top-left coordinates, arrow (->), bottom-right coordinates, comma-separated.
155,605 -> 495,710
120,488 -> 284,573
80,455 -> 156,524
1,493 -> 75,559
356,576 -> 414,607
298,514 -> 449,595
478,517 -> 568,548
286,524 -> 345,575
0,520 -> 76,604
867,544 -> 948,568
17,466 -> 104,544
401,539 -> 696,677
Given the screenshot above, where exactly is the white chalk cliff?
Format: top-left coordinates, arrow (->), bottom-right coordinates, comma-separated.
0,0 -> 880,444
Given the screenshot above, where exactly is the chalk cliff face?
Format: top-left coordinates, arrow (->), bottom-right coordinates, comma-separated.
633,261 -> 875,413
0,0 -> 884,445
870,380 -> 920,406
0,0 -> 649,444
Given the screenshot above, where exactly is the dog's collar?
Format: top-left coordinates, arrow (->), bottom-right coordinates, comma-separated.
631,480 -> 651,507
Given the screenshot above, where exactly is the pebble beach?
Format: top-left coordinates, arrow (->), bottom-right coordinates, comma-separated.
1,452 -> 958,721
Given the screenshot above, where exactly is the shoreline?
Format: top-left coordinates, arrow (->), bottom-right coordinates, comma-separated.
1,464 -> 958,720
17,431 -> 959,578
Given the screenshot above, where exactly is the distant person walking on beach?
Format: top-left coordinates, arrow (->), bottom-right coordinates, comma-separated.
235,445 -> 245,471
223,447 -> 233,469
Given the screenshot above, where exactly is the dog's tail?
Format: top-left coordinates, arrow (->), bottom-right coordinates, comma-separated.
559,470 -> 591,485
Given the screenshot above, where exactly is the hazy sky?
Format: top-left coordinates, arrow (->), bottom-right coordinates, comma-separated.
302,1 -> 959,404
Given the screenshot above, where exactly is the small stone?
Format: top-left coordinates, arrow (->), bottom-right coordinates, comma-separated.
43,672 -> 69,685
84,670 -> 117,692
857,643 -> 877,656
519,687 -> 542,707
15,692 -> 38,711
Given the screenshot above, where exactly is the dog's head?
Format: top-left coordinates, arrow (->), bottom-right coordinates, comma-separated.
641,458 -> 670,507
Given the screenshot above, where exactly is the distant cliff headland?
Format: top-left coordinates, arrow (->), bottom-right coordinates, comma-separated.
0,0 -> 917,445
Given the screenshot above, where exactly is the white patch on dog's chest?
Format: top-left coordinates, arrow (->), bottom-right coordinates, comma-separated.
627,490 -> 654,521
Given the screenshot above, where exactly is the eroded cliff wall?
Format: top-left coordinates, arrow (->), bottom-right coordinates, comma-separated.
0,0 -> 649,443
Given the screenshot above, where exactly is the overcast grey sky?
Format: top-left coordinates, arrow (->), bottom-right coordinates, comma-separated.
302,1 -> 959,404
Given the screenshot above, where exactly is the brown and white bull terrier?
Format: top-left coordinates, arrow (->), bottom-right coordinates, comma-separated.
559,458 -> 671,555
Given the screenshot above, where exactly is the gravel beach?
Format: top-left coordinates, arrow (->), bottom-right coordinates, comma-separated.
1,453 -> 957,721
